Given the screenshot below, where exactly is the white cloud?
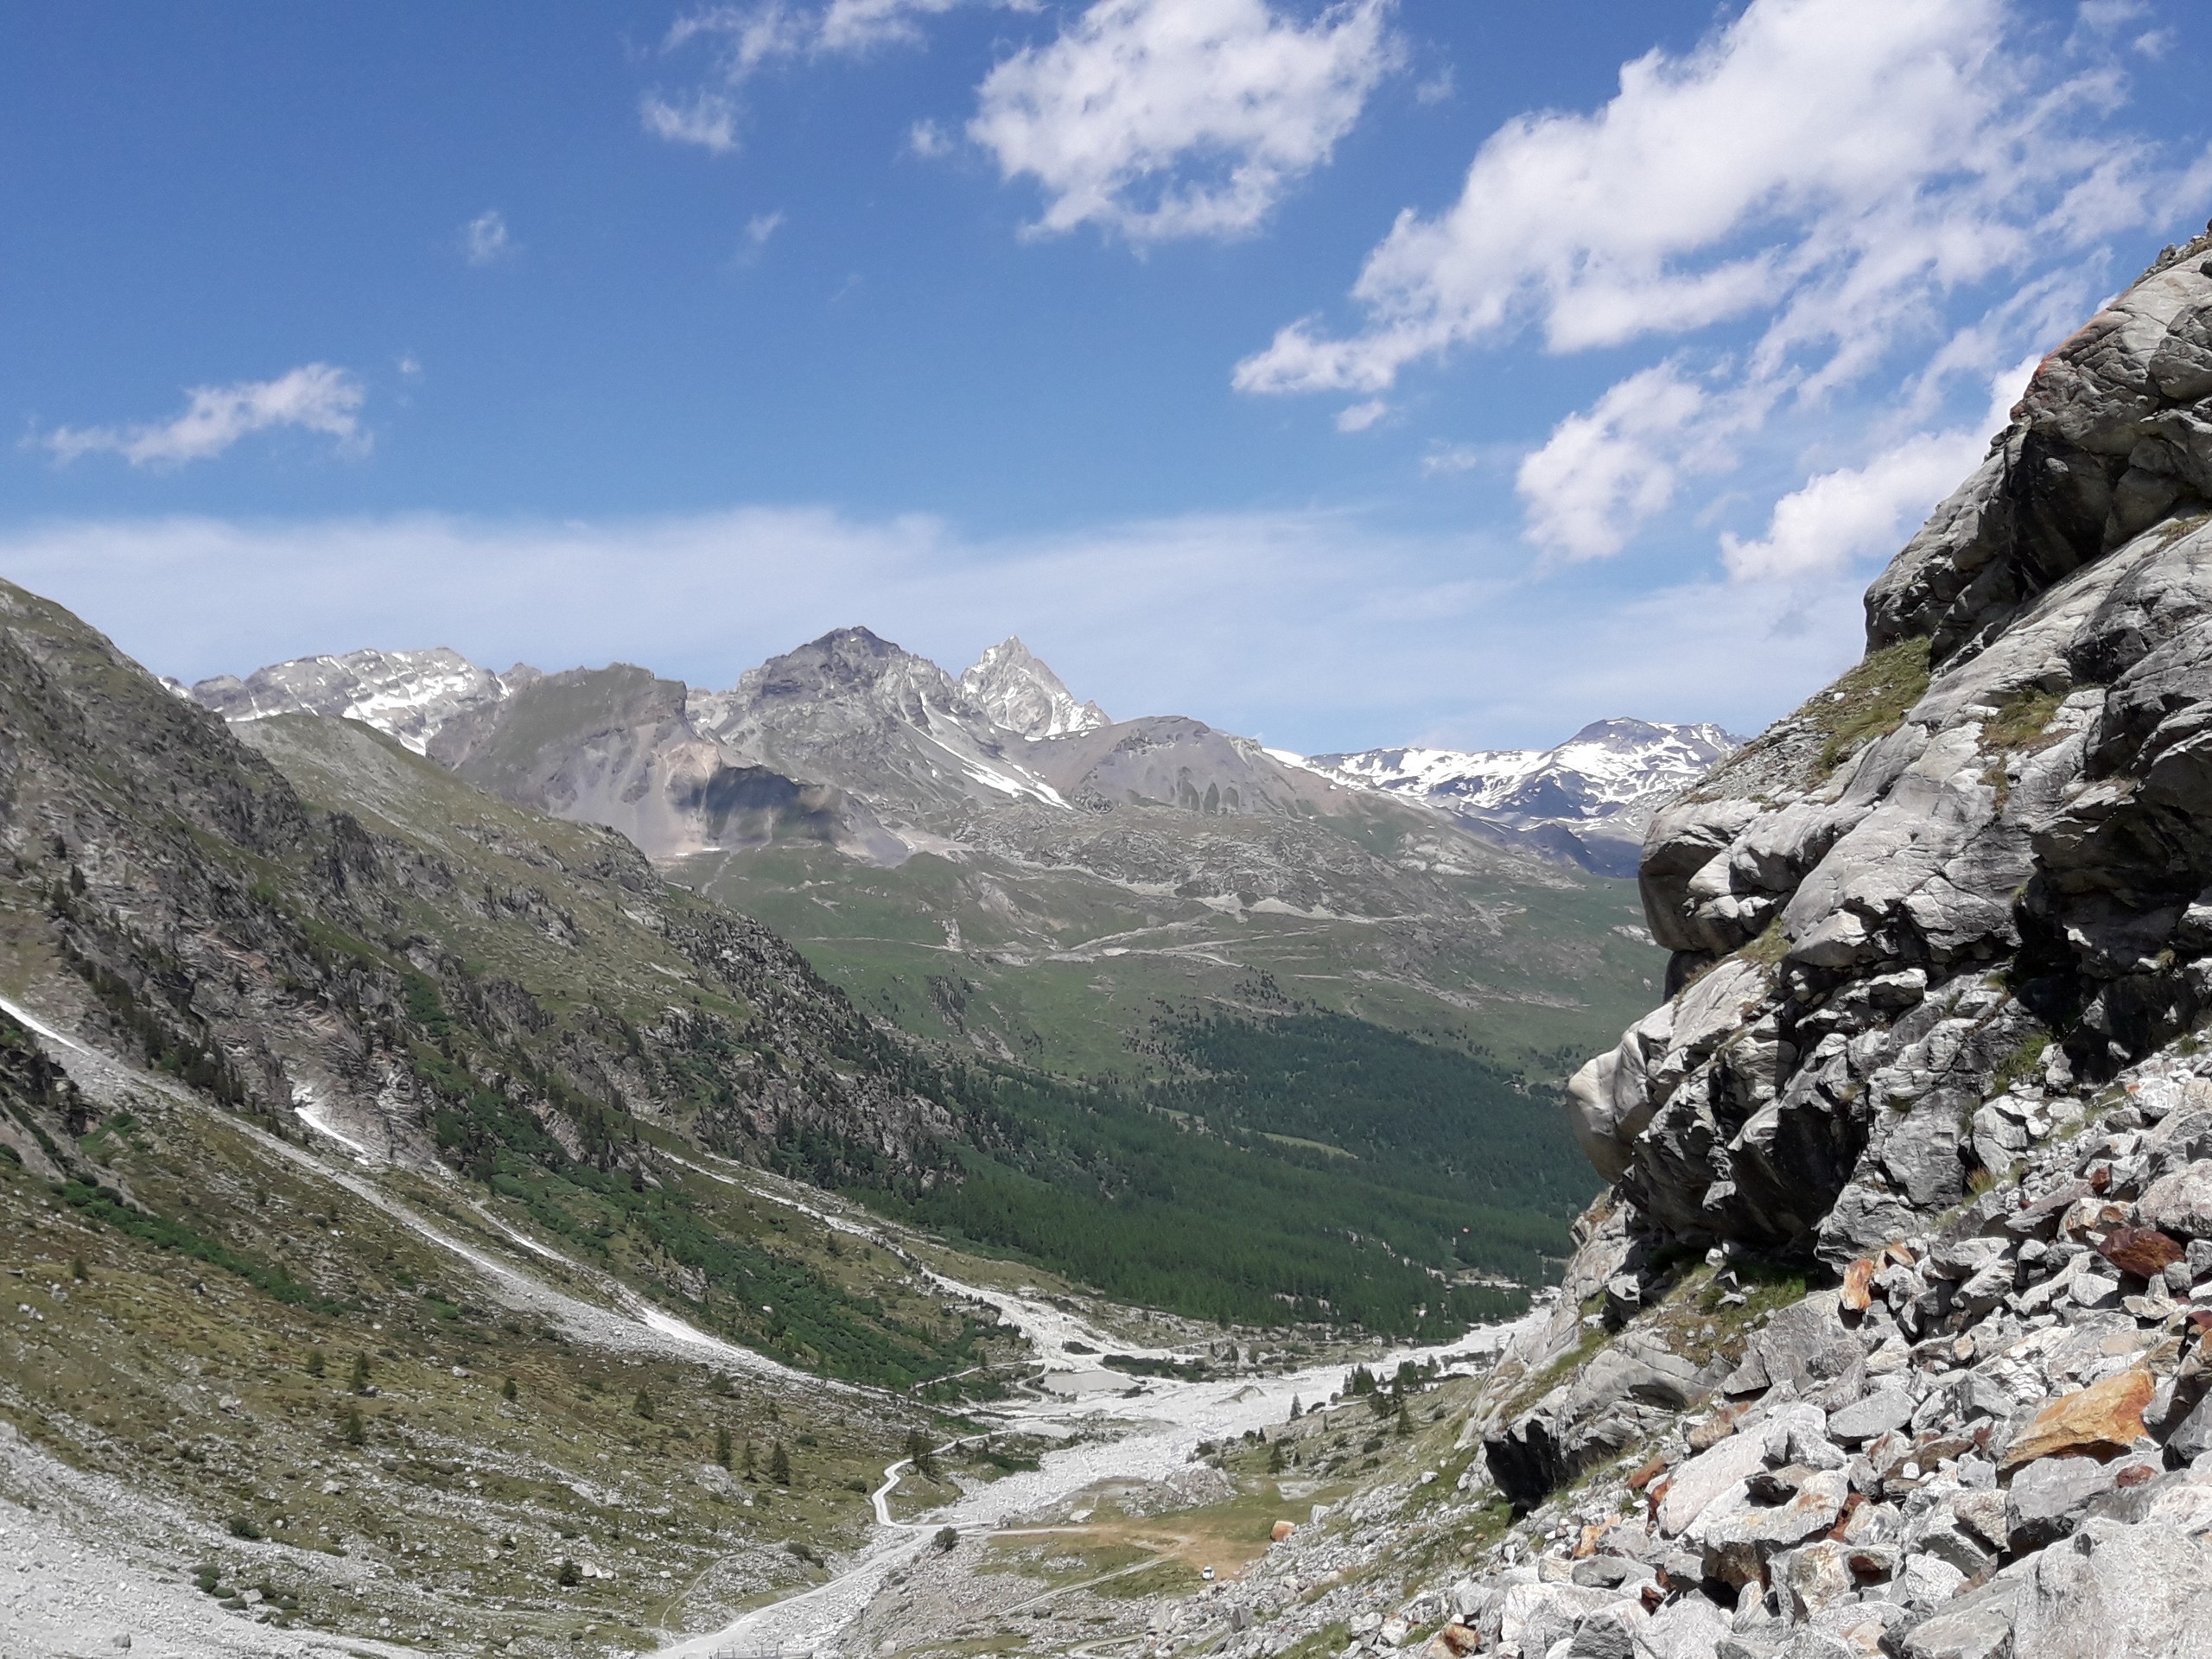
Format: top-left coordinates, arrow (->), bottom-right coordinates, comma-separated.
1719,355 -> 2038,581
37,365 -> 367,468
461,208 -> 513,265
907,118 -> 953,157
1234,0 -> 2171,396
968,0 -> 1398,243
1334,399 -> 1388,433
646,2 -> 1028,157
641,89 -> 741,153
1516,365 -> 1722,562
746,209 -> 785,248
0,504 -> 1865,750
1719,435 -> 1986,582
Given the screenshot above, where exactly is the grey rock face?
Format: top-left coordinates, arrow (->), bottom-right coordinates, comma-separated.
957,636 -> 1109,740
1567,231 -> 2212,1264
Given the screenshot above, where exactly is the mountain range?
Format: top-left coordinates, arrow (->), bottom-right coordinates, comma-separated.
1312,718 -> 1742,876
179,631 -> 1719,1077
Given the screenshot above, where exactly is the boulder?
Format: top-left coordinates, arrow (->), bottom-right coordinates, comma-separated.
1826,1389 -> 1915,1446
2005,1454 -> 2119,1552
1496,1584 -> 1618,1659
2094,1224 -> 2184,1278
1639,1595 -> 1731,1659
2137,1160 -> 2212,1239
2011,1516 -> 2212,1656
1897,1574 -> 2019,1659
1998,1367 -> 2153,1472
1655,1427 -> 1772,1537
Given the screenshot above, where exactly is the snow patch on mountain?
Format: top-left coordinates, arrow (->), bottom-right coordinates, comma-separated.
958,637 -> 1109,741
189,647 -> 512,755
1310,719 -> 1740,876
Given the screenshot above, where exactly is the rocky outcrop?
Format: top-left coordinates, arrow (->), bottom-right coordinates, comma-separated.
1192,227 -> 2212,1659
1568,227 -> 2212,1271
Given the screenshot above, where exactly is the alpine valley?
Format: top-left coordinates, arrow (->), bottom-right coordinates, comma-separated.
14,231 -> 2212,1659
186,629 -> 1700,1083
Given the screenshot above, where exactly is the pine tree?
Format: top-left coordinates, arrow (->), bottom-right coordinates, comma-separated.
1267,1440 -> 1286,1473
715,1424 -> 733,1469
742,1439 -> 758,1478
305,1349 -> 326,1379
348,1352 -> 371,1395
770,1440 -> 792,1486
1288,1395 -> 1302,1420
501,1376 -> 518,1403
341,1404 -> 365,1447
632,1389 -> 655,1421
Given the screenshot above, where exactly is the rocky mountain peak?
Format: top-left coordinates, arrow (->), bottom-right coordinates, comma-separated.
188,645 -> 507,754
957,636 -> 1109,740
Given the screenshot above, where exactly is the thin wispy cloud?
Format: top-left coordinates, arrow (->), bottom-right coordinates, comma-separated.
461,208 -> 515,265
0,505 -> 1866,751
644,0 -> 1029,156
34,365 -> 367,469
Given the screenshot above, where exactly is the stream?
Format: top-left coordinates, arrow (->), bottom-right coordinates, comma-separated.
660,1244 -> 1541,1659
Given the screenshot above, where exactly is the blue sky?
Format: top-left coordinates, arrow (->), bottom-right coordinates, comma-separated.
5,0 -> 2209,751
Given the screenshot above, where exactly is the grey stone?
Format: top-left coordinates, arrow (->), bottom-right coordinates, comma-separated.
1827,1389 -> 1915,1446
2138,1160 -> 2212,1239
2007,1453 -> 2120,1552
1897,1576 -> 2018,1659
1564,1609 -> 1636,1659
2011,1516 -> 2212,1656
1639,1595 -> 1732,1659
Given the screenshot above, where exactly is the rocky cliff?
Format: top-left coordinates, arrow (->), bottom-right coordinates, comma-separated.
1570,231 -> 2212,1274
1201,232 -> 2212,1659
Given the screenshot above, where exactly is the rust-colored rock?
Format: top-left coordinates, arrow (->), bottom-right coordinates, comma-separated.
2097,1224 -> 2184,1279
1841,1256 -> 1876,1313
1269,1520 -> 1297,1542
1687,1401 -> 1752,1452
1999,1366 -> 2154,1472
1427,1622 -> 1480,1657
2058,1197 -> 2132,1239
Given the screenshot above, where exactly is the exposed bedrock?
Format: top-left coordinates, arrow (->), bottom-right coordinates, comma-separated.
1569,232 -> 2212,1270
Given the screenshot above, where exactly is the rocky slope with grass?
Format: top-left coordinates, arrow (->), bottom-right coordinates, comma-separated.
1180,233 -> 2212,1659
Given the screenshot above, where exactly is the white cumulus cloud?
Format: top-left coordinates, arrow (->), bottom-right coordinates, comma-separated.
969,0 -> 1398,243
1719,356 -> 2039,582
1236,0 -> 2149,395
38,365 -> 367,468
1516,365 -> 1723,562
642,89 -> 741,153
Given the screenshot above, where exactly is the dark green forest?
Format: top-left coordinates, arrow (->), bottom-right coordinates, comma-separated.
855,1011 -> 1599,1338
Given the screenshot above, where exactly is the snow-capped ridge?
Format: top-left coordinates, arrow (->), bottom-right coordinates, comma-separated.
1309,718 -> 1740,876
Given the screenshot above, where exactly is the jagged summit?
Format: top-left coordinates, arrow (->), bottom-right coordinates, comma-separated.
958,636 -> 1109,740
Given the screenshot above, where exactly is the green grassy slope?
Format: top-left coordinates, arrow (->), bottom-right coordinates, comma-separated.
675,841 -> 1659,1080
